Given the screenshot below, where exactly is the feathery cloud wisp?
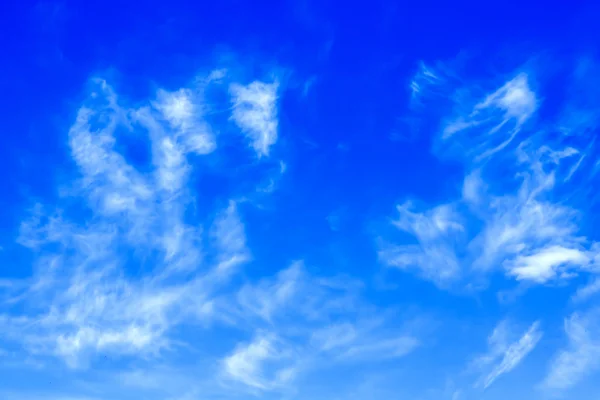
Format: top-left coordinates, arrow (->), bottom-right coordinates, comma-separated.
230,81 -> 279,157
542,310 -> 600,392
381,64 -> 600,291
474,320 -> 542,390
1,74 -> 256,368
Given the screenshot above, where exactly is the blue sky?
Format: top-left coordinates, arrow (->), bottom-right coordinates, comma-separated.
1,1 -> 600,399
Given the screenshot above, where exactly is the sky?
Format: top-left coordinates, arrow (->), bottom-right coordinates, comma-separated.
1,1 -> 600,399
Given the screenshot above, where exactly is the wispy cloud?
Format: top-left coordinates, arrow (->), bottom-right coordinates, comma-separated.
0,63 -> 422,392
310,320 -> 420,362
442,73 -> 537,162
542,309 -> 600,391
505,245 -> 590,283
0,63 -> 422,394
211,201 -> 250,275
379,202 -> 464,287
235,262 -> 302,323
380,60 -> 600,291
410,61 -> 444,105
3,67 -> 423,398
0,74 -> 253,368
474,320 -> 542,389
222,334 -> 296,391
230,80 -> 279,157
217,262 -> 422,392
337,336 -> 419,361
7,36 -> 600,400
572,277 -> 600,303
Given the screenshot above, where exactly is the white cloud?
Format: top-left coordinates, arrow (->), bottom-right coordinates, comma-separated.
216,262 -> 422,393
441,73 -> 537,162
505,245 -> 590,283
0,75 -> 248,368
382,64 -> 600,290
572,278 -> 600,303
153,88 -> 216,156
471,196 -> 580,272
410,61 -> 443,102
235,262 -> 302,323
468,142 -> 600,283
69,102 -> 153,221
211,201 -> 250,275
339,336 -> 419,361
310,323 -> 357,351
379,202 -> 464,286
462,170 -> 485,205
474,320 -> 542,389
542,310 -> 600,391
475,74 -> 537,124
230,80 -> 279,157
222,334 -> 295,391
310,322 -> 419,362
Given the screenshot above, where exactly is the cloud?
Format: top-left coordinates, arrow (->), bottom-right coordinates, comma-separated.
470,191 -> 581,273
4,67 -> 423,398
572,277 -> 600,303
462,169 -> 486,205
9,46 -> 600,400
230,80 -> 279,157
1,63 -> 422,393
474,320 -> 542,389
310,321 -> 420,362
466,141 -> 599,284
542,309 -> 600,391
222,334 -> 296,391
505,245 -> 590,283
442,73 -> 537,162
338,336 -> 419,361
152,87 -> 216,156
0,74 -> 253,368
211,201 -> 250,275
235,262 -> 302,323
410,61 -> 444,105
476,74 -> 537,123
4,68 -> 423,392
379,202 -> 464,287
310,323 -> 357,351
216,262 -> 421,392
381,60 -> 600,291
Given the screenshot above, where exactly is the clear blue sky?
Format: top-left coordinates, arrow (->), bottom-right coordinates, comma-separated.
1,1 -> 600,399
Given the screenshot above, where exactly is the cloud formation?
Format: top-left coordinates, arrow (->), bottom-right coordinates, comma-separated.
219,262 -> 421,391
3,21 -> 600,399
230,81 -> 279,157
474,320 -> 542,389
378,202 -> 464,286
381,63 -> 600,292
2,75 -> 245,368
543,309 -> 600,391
0,68 -> 423,399
223,334 -> 295,391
